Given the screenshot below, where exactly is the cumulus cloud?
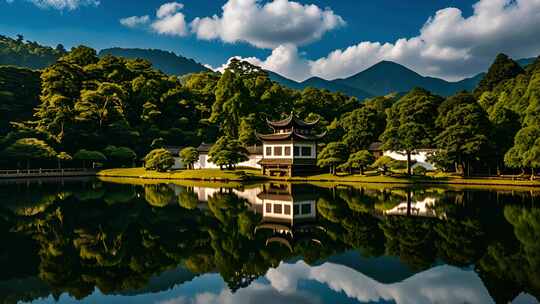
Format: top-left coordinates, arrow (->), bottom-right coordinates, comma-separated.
151,2 -> 188,36
119,15 -> 150,28
224,0 -> 540,81
190,0 -> 345,49
11,0 -> 99,10
120,2 -> 187,36
265,261 -> 495,304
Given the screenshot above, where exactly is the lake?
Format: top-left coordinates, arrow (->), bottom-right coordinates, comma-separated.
0,178 -> 539,304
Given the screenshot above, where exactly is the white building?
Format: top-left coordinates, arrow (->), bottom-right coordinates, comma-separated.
193,143 -> 263,169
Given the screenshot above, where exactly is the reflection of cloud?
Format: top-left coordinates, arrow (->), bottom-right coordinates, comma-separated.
159,282 -> 320,304
267,261 -> 495,304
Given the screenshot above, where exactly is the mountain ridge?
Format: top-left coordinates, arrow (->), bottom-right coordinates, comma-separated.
98,47 -> 210,76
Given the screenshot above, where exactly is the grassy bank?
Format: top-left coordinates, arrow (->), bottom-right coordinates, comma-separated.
97,167 -> 540,188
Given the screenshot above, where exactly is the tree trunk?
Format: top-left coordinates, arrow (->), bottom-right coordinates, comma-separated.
531,168 -> 535,181
360,167 -> 364,175
406,151 -> 412,176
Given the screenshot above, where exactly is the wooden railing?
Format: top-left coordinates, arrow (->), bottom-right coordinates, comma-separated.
0,168 -> 96,178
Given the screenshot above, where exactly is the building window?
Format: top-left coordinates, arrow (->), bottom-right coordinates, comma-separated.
284,205 -> 291,215
301,204 -> 311,214
266,203 -> 272,213
293,146 -> 300,156
266,147 -> 272,156
274,204 -> 282,214
293,205 -> 299,215
301,146 -> 311,156
274,146 -> 283,156
284,146 -> 291,156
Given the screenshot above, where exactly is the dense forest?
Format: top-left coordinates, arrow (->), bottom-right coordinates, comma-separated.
0,181 -> 538,303
0,36 -> 539,177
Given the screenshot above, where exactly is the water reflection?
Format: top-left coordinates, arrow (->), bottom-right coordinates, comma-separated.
0,179 -> 539,303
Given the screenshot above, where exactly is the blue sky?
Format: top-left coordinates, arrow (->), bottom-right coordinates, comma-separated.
1,0 -> 539,81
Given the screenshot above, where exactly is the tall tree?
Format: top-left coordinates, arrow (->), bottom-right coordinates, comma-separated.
3,138 -> 57,169
317,142 -> 348,175
380,88 -> 442,175
435,92 -> 491,176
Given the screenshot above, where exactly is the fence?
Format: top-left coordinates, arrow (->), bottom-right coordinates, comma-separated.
0,168 -> 96,178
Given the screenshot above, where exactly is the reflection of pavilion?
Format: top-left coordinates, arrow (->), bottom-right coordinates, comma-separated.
255,184 -> 324,251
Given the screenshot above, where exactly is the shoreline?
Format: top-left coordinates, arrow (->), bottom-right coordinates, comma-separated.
97,168 -> 540,188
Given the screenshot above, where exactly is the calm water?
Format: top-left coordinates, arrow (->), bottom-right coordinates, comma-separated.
1,178 -> 539,304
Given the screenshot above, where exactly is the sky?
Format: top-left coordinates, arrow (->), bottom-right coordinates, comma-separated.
1,0 -> 540,82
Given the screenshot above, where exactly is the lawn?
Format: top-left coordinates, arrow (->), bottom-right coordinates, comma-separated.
98,167 -> 540,188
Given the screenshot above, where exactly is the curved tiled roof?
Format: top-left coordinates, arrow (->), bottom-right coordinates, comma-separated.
256,130 -> 326,141
267,113 -> 320,128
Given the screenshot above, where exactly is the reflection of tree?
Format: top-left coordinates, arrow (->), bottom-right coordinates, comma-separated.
380,217 -> 436,271
144,184 -> 175,207
2,181 -> 540,303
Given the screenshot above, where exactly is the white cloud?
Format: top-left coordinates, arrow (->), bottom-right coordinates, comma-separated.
9,0 -> 99,10
119,15 -> 150,28
190,0 -> 345,49
156,2 -> 184,18
120,2 -> 188,37
223,0 -> 540,81
151,2 -> 188,36
265,261 -> 495,304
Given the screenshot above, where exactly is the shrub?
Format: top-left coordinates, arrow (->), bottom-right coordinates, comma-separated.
144,148 -> 174,172
413,166 -> 428,176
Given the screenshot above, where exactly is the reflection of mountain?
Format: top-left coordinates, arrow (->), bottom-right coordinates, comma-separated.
266,261 -> 497,304
116,267 -> 197,296
324,251 -> 415,284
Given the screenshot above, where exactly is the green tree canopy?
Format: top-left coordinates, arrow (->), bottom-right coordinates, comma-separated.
2,138 -> 57,168
144,148 -> 174,172
338,150 -> 374,175
317,142 -> 348,175
208,136 -> 249,170
380,88 -> 442,175
435,92 -> 491,176
179,147 -> 199,169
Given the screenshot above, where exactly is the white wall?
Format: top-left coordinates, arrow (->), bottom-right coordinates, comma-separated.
262,142 -> 316,159
383,150 -> 437,170
194,154 -> 262,169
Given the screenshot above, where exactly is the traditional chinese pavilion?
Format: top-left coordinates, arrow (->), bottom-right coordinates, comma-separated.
257,113 -> 325,177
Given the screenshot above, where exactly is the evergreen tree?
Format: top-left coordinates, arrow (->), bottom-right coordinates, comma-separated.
380,88 -> 442,175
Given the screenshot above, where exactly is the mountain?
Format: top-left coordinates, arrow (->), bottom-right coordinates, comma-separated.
99,48 -> 210,76
267,71 -> 372,100
517,57 -> 536,67
335,61 -> 482,97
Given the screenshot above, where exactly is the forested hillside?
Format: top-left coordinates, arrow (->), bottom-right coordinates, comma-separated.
99,48 -> 210,76
0,47 -> 361,168
0,34 -> 65,69
0,41 -> 539,177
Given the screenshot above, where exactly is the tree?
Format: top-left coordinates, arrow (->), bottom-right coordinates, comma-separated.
103,146 -> 137,167
74,149 -> 107,169
2,138 -> 57,169
372,156 -> 394,175
144,148 -> 174,172
317,142 -> 348,175
238,114 -> 258,147
504,127 -> 540,179
380,88 -> 442,175
208,136 -> 248,170
57,152 -> 72,169
338,150 -> 374,175
151,137 -> 165,149
435,92 -> 491,176
474,54 -> 524,97
338,105 -> 386,152
179,147 -> 199,169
